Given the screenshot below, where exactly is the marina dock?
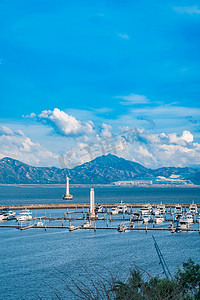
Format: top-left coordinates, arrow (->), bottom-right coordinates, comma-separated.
0,199 -> 200,234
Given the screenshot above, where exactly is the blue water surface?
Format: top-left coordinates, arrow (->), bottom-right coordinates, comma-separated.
0,186 -> 200,299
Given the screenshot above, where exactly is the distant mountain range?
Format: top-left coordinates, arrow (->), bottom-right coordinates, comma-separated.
0,154 -> 200,185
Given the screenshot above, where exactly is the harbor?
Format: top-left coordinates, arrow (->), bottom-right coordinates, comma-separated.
1,187 -> 200,234
1,184 -> 200,300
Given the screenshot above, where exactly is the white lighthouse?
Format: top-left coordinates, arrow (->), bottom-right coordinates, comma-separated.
63,176 -> 73,200
90,188 -> 95,219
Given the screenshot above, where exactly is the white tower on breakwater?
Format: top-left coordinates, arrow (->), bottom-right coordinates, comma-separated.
90,188 -> 95,219
63,176 -> 73,200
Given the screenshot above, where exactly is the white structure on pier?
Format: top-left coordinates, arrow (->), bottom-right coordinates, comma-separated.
90,188 -> 95,219
63,176 -> 73,200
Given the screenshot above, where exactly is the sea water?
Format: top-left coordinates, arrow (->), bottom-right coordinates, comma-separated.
0,185 -> 200,299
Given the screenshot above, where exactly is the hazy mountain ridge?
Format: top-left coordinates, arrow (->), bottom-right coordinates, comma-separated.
0,154 -> 199,185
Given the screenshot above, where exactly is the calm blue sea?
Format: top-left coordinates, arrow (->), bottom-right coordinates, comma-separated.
0,185 -> 200,299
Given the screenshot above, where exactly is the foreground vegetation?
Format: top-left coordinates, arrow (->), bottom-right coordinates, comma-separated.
58,259 -> 200,300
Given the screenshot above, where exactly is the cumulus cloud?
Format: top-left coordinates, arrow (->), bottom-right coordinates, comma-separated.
118,33 -> 130,39
29,108 -> 95,137
0,126 -> 58,167
173,6 -> 200,14
100,123 -> 113,138
115,93 -> 149,105
118,129 -> 200,168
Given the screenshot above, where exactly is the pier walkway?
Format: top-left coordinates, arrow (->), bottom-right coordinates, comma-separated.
1,203 -> 200,210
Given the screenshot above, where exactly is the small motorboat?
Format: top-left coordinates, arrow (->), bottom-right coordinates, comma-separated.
177,219 -> 189,231
118,224 -> 129,232
36,218 -> 44,227
82,219 -> 91,228
95,204 -> 104,213
131,212 -> 141,220
111,207 -> 119,215
154,215 -> 164,224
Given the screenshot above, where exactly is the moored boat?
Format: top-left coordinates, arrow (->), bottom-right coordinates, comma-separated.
82,219 -> 91,228
154,215 -> 164,224
95,204 -> 104,213
16,210 -> 32,222
156,202 -> 166,214
174,204 -> 182,214
189,201 -> 198,215
1,208 -> 16,218
111,207 -> 119,215
184,213 -> 193,224
36,218 -> 44,227
177,219 -> 189,231
0,213 -> 8,221
117,201 -> 127,214
140,203 -> 152,215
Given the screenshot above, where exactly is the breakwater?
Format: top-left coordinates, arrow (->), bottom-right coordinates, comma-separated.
1,203 -> 200,210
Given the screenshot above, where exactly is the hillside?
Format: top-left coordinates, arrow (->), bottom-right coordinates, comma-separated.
0,154 -> 199,185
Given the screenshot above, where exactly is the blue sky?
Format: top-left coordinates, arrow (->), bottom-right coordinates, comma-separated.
1,0 -> 200,168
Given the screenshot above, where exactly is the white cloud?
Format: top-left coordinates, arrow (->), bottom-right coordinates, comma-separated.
100,123 -> 112,138
115,93 -> 149,105
132,104 -> 200,118
127,129 -> 199,168
173,6 -> 200,14
0,126 -> 58,167
29,108 -> 95,137
5,105 -> 200,169
118,33 -> 130,39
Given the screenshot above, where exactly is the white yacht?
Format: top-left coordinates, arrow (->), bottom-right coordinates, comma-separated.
154,215 -> 164,224
184,213 -> 193,224
117,201 -> 127,214
111,207 -> 119,215
140,203 -> 152,215
16,210 -> 32,222
156,202 -> 166,214
177,219 -> 189,231
174,204 -> 182,214
0,213 -> 8,221
189,202 -> 198,215
1,208 -> 16,218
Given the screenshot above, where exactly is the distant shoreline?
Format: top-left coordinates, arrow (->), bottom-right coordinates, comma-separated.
0,183 -> 200,188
